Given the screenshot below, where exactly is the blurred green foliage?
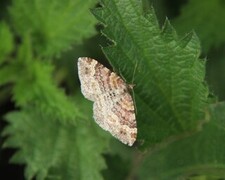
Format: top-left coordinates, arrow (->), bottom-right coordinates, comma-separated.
0,0 -> 225,179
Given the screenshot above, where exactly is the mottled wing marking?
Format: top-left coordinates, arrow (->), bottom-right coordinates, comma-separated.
77,57 -> 137,146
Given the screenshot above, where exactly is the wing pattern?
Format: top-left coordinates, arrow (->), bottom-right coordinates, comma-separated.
78,57 -> 137,146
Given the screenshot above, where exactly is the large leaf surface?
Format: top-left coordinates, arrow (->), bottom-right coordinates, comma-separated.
92,0 -> 209,148
138,102 -> 225,179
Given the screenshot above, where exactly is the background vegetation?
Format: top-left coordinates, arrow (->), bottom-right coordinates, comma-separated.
0,0 -> 225,179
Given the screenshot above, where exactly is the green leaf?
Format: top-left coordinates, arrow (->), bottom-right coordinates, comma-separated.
9,0 -> 98,57
0,22 -> 13,63
3,104 -> 109,180
0,35 -> 79,123
172,0 -> 225,52
138,102 -> 225,179
92,0 -> 209,148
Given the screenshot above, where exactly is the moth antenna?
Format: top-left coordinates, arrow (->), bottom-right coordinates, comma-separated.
130,59 -> 139,115
118,61 -> 138,115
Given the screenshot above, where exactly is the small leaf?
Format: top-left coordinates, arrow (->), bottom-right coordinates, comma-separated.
9,0 -> 98,57
0,35 -> 79,123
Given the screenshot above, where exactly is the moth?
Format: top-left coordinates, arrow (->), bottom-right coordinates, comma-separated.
77,57 -> 137,146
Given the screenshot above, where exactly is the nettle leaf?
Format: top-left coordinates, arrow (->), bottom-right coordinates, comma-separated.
0,35 -> 79,123
9,0 -> 98,57
172,0 -> 225,52
92,0 -> 209,148
138,102 -> 225,179
0,22 -> 13,63
3,102 -> 109,180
